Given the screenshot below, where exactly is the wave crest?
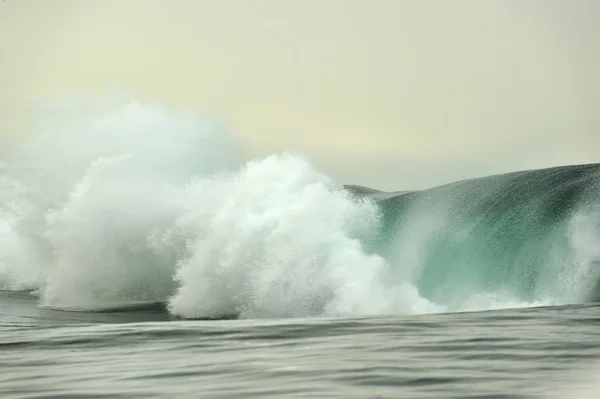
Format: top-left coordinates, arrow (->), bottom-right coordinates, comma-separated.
1,100 -> 599,318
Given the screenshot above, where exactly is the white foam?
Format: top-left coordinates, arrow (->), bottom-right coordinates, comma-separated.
167,153 -> 438,318
0,100 -> 436,317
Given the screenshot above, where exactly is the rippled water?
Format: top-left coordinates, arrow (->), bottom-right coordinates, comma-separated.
1,292 -> 599,398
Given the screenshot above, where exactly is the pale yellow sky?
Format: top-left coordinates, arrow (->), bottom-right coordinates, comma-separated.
1,0 -> 599,189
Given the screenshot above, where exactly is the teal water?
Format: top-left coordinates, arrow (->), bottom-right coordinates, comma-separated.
367,163 -> 600,308
2,102 -> 600,397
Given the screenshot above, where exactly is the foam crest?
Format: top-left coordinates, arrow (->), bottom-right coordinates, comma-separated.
41,154 -> 182,308
1,101 -> 239,309
168,153 -> 437,318
1,100 -> 435,317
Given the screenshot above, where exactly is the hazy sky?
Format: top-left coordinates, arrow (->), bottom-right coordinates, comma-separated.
1,1 -> 599,190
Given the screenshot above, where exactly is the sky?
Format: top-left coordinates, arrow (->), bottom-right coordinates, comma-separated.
1,0 -> 599,190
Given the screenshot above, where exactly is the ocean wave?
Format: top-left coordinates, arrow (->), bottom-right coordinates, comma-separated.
1,101 -> 599,319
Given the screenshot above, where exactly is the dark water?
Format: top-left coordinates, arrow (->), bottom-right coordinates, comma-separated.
1,291 -> 599,399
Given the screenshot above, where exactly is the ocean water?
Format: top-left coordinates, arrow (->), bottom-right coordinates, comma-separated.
1,101 -> 599,398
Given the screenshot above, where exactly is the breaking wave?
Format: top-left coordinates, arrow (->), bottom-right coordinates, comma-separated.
1,101 -> 599,319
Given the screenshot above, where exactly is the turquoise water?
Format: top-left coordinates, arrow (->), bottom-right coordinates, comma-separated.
368,163 -> 600,308
2,102 -> 600,397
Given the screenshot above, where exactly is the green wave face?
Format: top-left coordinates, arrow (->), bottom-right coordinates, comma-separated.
368,164 -> 600,308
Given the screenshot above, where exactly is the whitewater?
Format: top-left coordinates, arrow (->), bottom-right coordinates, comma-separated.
1,101 -> 600,319
2,101 -> 600,399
